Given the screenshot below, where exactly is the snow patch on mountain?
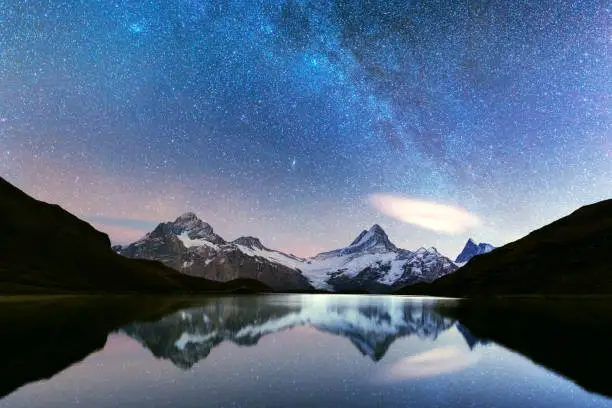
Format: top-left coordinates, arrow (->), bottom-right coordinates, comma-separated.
377,260 -> 410,285
175,331 -> 219,350
235,244 -> 305,270
178,232 -> 219,249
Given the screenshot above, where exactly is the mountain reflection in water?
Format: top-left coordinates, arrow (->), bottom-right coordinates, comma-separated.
0,295 -> 610,408
121,296 -> 455,368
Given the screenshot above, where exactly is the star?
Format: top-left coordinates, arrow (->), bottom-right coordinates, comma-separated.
129,22 -> 144,34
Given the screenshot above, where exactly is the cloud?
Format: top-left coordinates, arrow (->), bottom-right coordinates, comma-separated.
378,346 -> 478,382
369,194 -> 481,234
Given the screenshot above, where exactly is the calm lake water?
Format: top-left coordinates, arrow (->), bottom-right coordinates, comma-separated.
0,295 -> 610,407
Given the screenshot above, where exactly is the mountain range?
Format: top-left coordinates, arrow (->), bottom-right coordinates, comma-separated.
1,175 -> 610,296
115,214 -> 458,292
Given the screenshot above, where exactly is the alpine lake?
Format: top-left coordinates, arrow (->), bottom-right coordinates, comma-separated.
0,294 -> 610,408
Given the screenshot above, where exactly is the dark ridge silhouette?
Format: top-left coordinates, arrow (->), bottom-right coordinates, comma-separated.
0,177 -> 270,294
397,199 -> 612,297
0,296 -> 195,399
439,299 -> 612,398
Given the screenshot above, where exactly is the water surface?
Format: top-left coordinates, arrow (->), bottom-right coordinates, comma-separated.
0,295 -> 610,407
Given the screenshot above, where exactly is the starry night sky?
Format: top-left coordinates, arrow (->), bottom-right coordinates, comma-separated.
1,1 -> 610,257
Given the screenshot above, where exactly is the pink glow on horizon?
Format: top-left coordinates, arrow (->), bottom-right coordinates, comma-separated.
90,222 -> 149,245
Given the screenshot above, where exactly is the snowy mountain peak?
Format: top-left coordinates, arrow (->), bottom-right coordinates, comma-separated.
348,224 -> 395,250
368,224 -> 386,237
232,236 -> 265,250
142,212 -> 226,246
349,230 -> 368,246
172,212 -> 213,233
455,239 -> 496,264
177,214 -> 210,232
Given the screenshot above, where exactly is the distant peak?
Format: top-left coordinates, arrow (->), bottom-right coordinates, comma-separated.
455,238 -> 496,263
233,236 -> 265,250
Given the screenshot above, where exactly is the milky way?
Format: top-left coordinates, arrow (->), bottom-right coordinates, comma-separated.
1,1 -> 610,257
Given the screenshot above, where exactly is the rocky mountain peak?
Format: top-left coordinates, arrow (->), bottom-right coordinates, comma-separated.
368,224 -> 386,237
314,224 -> 401,262
143,213 -> 225,246
233,236 -> 265,250
172,213 -> 214,235
349,224 -> 395,251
